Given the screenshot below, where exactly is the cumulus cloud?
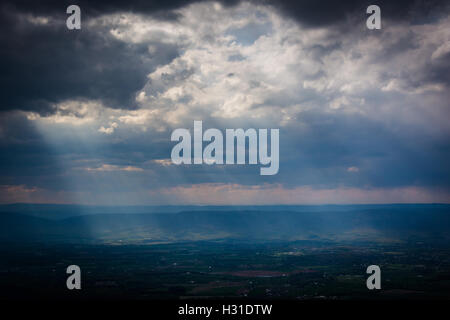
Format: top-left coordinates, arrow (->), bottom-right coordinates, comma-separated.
76,1 -> 449,136
99,122 -> 118,134
86,164 -> 144,172
25,100 -> 106,125
153,159 -> 174,166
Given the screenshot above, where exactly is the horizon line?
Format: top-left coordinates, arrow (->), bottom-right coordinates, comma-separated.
1,202 -> 450,207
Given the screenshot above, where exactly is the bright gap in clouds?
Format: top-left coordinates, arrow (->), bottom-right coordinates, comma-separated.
18,1 -> 450,205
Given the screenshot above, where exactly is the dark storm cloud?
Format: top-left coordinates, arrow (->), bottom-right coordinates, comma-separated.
0,0 -> 248,114
267,0 -> 449,28
6,0 -> 445,26
1,0 -> 197,20
0,3 -> 182,114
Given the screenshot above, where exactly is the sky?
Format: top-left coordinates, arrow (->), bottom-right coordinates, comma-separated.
0,0 -> 449,205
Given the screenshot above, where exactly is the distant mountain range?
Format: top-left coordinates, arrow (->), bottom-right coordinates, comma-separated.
1,203 -> 448,219
0,204 -> 449,243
